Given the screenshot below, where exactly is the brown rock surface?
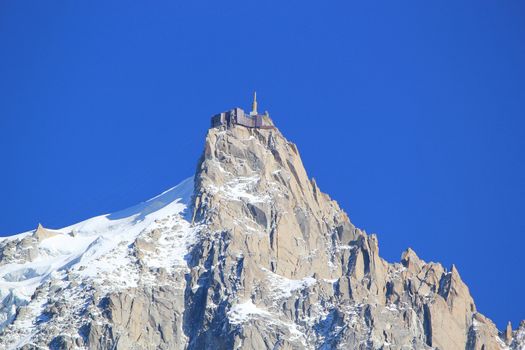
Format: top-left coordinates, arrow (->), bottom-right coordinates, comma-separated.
0,121 -> 521,349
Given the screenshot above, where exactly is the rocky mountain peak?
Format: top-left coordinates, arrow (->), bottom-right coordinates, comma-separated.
182,122 -> 520,349
0,115 -> 522,349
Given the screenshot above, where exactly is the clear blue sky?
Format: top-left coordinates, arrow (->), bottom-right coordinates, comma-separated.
1,1 -> 523,329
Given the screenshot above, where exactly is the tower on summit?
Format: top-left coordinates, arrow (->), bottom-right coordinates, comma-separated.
250,91 -> 258,116
210,92 -> 274,129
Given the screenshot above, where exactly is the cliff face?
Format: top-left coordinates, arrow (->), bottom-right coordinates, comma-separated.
182,124 -> 510,350
0,122 -> 522,350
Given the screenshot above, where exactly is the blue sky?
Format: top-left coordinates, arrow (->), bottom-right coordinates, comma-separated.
1,1 -> 524,329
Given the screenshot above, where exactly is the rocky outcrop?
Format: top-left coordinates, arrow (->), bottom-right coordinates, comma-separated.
183,124 -> 517,349
33,224 -> 60,241
511,321 -> 525,349
0,120 -> 522,349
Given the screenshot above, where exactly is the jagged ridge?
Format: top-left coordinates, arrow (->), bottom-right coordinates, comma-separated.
0,121 -> 522,349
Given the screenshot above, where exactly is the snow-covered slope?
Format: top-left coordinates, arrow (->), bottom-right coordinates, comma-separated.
0,177 -> 195,348
0,120 -> 523,350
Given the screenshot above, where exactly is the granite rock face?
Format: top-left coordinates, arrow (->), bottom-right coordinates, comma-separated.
182,124 -> 517,350
0,122 -> 522,349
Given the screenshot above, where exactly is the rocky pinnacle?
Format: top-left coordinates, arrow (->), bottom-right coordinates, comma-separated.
0,121 -> 522,350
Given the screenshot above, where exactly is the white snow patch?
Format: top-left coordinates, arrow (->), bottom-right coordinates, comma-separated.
385,303 -> 399,313
262,268 -> 317,299
227,300 -> 271,325
209,176 -> 270,204
323,278 -> 339,284
227,299 -> 309,347
0,176 -> 195,341
336,245 -> 356,251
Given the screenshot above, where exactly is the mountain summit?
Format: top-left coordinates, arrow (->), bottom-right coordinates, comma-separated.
0,103 -> 523,349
